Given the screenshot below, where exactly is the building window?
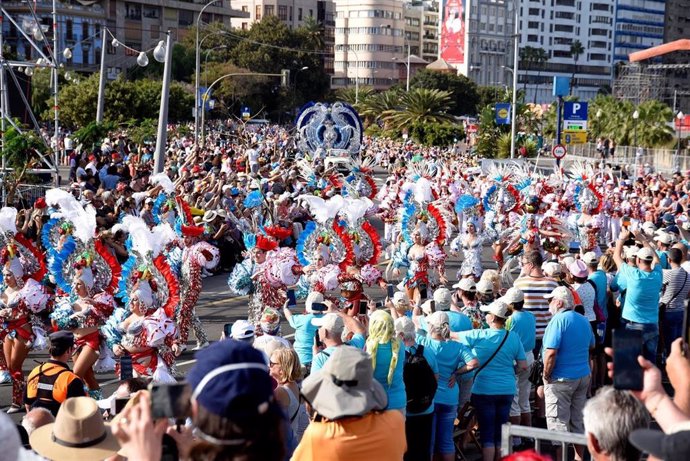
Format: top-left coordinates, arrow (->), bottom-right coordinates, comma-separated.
278,5 -> 287,20
290,6 -> 293,20
241,5 -> 248,12
242,22 -> 248,29
179,10 -> 193,26
256,5 -> 262,20
298,8 -> 302,20
125,3 -> 142,20
143,6 -> 160,18
65,20 -> 73,40
528,7 -> 540,15
265,5 -> 274,16
528,21 -> 539,28
124,42 -> 140,56
309,9 -> 313,17
81,22 -> 88,40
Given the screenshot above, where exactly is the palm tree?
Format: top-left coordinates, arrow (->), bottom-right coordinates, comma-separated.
569,40 -> 585,95
381,88 -> 453,132
300,16 -> 325,50
532,48 -> 549,104
519,46 -> 537,95
636,100 -> 675,148
335,86 -> 374,108
359,90 -> 401,129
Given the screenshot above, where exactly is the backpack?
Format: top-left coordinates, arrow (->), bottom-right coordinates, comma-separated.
403,345 -> 437,414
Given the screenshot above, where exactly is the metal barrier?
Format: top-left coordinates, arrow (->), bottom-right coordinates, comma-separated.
13,184 -> 61,207
501,423 -> 587,460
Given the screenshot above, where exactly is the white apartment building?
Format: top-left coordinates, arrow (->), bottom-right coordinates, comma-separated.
332,0 -> 405,88
466,0 -> 514,88
404,1 -> 440,64
517,0 -> 615,103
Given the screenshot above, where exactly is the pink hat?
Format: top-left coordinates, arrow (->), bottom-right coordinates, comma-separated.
568,259 -> 588,278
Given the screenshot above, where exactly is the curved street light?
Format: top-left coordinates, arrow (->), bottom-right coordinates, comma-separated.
195,0 -> 225,145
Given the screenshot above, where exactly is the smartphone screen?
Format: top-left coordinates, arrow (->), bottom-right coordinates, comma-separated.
286,289 -> 297,308
223,323 -> 233,338
683,305 -> 689,356
387,284 -> 395,299
314,330 -> 322,347
114,398 -> 129,415
150,382 -> 192,420
612,329 -> 643,391
429,300 -> 436,313
311,302 -> 327,312
375,301 -> 384,309
358,300 -> 367,315
120,354 -> 133,381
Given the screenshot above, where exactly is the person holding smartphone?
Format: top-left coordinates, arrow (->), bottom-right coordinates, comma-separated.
311,313 -> 366,372
282,292 -> 326,373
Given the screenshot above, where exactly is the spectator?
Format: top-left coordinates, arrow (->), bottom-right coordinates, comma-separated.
568,259 -> 597,323
269,347 -> 309,442
452,278 -> 484,329
542,286 -> 595,461
228,319 -> 255,344
24,331 -> 86,416
583,387 -> 650,461
420,287 -> 472,333
30,397 -> 121,460
293,346 -> 406,460
476,279 -> 496,305
613,230 -> 663,361
311,313 -> 366,372
0,411 -> 46,461
395,316 -> 438,461
253,308 -> 292,350
366,310 -> 406,413
514,250 -> 559,349
503,288 -> 536,432
20,408 -> 54,436
459,300 -> 527,461
418,311 -> 478,461
283,293 -> 326,372
660,247 -> 690,358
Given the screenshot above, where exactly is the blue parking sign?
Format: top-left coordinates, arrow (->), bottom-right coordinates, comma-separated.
563,102 -> 588,121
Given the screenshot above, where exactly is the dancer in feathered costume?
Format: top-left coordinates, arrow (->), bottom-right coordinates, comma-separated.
149,173 -> 205,237
391,177 -> 449,304
0,207 -> 50,412
174,238 -> 219,351
344,156 -> 378,200
568,162 -> 605,255
45,190 -> 120,400
103,217 -> 179,383
295,195 -> 352,303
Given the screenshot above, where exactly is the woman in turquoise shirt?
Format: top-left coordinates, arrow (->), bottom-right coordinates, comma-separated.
459,301 -> 527,461
366,310 -> 406,411
416,311 -> 478,461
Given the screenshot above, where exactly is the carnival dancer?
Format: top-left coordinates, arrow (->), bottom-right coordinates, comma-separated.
391,177 -> 449,304
568,163 -> 605,256
102,217 -> 180,382
0,208 -> 50,413
174,237 -> 219,351
450,214 -> 496,281
45,193 -> 121,400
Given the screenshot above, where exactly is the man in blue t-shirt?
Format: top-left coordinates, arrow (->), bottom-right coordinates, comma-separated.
613,230 -> 663,361
542,286 -> 594,461
311,313 -> 366,372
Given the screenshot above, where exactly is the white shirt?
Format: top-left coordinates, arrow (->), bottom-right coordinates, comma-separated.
247,149 -> 259,165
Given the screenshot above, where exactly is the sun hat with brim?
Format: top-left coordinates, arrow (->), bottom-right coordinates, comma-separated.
480,300 -> 511,319
301,345 -> 388,421
629,426 -> 690,461
202,210 -> 218,223
188,340 -> 274,419
568,260 -> 588,278
30,397 -> 120,461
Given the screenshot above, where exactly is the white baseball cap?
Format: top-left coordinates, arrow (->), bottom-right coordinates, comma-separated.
544,286 -> 574,307
582,252 -> 599,265
476,279 -> 494,294
480,300 -> 510,319
433,287 -> 452,310
453,278 -> 477,292
230,320 -> 255,340
311,313 -> 344,335
500,287 -> 524,304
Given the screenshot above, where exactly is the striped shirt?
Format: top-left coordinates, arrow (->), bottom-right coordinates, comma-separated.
661,267 -> 690,312
514,276 -> 559,339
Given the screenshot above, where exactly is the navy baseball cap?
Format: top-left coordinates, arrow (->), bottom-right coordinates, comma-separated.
49,331 -> 74,349
188,340 -> 273,418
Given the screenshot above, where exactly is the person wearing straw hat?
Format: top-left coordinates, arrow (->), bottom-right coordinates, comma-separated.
29,397 -> 121,461
293,346 -> 406,460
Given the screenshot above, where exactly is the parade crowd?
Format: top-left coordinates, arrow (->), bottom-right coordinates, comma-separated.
2,120 -> 690,461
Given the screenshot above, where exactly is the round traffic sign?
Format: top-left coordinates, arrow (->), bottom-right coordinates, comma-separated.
552,144 -> 567,159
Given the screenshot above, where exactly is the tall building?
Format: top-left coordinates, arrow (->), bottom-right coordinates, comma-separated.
404,1 -> 439,64
229,0 -> 336,74
3,0 -> 247,78
466,0 -> 513,88
517,0 -> 615,103
332,0 -> 405,89
613,0 -> 666,63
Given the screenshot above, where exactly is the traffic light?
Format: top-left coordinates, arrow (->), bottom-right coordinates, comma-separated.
281,69 -> 290,87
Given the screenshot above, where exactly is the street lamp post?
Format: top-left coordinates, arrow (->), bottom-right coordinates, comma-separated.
509,1 -> 519,160
677,111 -> 685,173
203,45 -> 228,86
346,46 -> 360,104
154,32 -> 173,174
633,109 -> 640,177
195,0 -> 223,146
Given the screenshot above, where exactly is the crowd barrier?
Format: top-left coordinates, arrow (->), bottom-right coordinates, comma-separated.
500,423 -> 587,460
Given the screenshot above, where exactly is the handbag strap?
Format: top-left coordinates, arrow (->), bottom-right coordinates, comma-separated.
474,330 -> 510,380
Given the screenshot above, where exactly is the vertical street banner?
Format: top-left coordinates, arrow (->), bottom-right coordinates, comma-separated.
440,0 -> 466,65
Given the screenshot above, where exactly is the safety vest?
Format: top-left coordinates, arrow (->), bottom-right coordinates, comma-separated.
26,361 -> 81,414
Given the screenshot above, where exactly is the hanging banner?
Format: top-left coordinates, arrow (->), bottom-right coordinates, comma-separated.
440,0 -> 466,65
495,103 -> 511,125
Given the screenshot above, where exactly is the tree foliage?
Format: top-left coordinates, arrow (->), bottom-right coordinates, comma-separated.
2,124 -> 48,203
73,121 -> 117,150
409,69 -> 479,116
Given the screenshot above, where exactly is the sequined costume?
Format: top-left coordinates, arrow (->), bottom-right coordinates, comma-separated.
102,216 -> 180,383
175,241 -> 219,348
0,207 -> 51,407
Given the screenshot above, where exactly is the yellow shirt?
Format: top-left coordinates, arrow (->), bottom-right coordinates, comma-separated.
291,411 -> 406,461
